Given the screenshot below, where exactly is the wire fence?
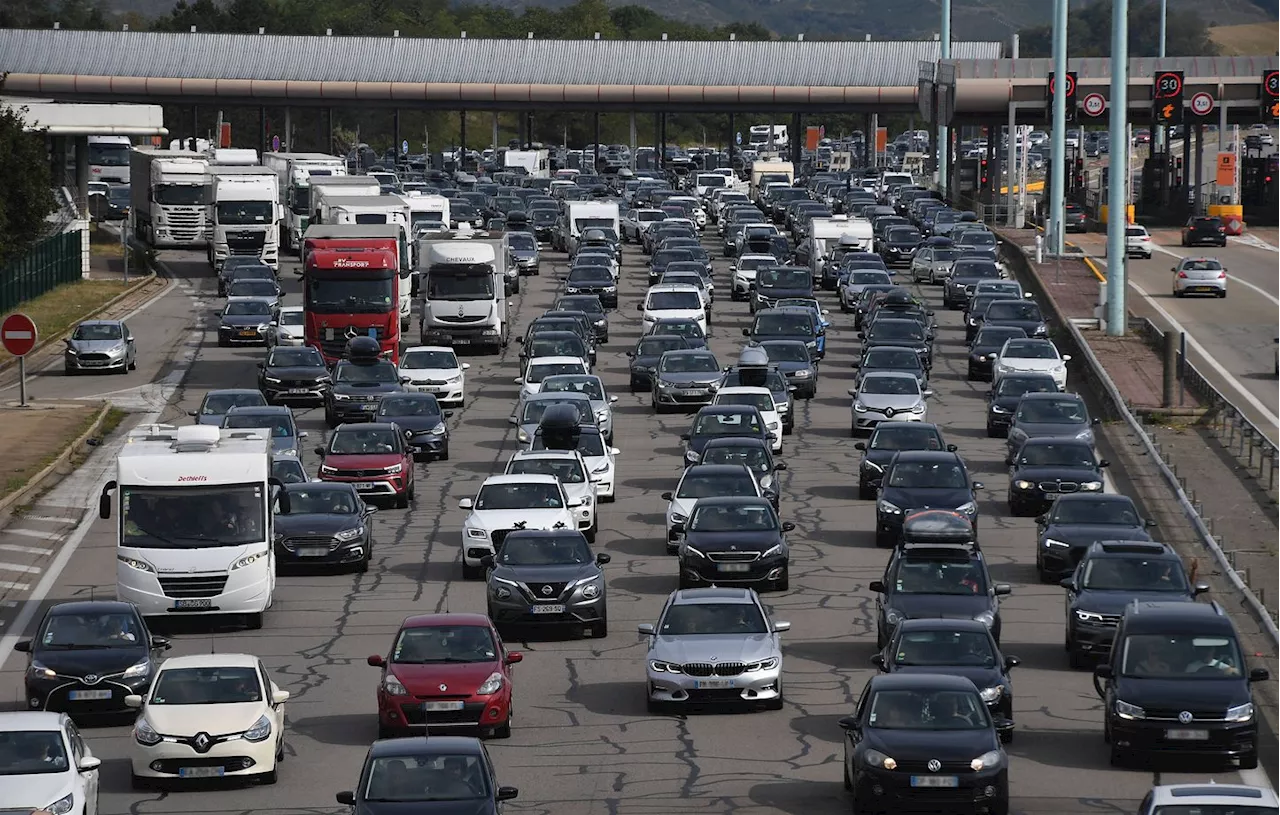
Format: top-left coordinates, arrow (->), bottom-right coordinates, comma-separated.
0,230 -> 84,314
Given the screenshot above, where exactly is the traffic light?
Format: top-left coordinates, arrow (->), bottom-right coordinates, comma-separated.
1153,70 -> 1185,125
1073,157 -> 1084,190
1047,72 -> 1078,122
980,158 -> 989,188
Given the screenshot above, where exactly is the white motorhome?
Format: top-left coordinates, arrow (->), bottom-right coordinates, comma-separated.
748,124 -> 788,148
262,152 -> 348,250
808,215 -> 873,279
208,166 -> 281,272
313,195 -> 414,327
402,192 -> 452,237
563,200 -> 621,255
417,235 -> 509,352
503,149 -> 551,178
129,147 -> 211,248
87,135 -> 132,184
97,424 -> 280,628
308,176 -> 381,228
749,160 -> 796,203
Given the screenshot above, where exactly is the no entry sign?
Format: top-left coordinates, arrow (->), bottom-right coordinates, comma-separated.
1,313 -> 37,357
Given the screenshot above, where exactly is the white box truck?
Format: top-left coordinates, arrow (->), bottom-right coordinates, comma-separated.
503,149 -> 551,178
403,192 -> 452,237
87,135 -> 133,184
208,166 -> 281,272
750,160 -> 795,203
262,152 -> 347,251
417,235 -> 509,353
130,146 -> 211,248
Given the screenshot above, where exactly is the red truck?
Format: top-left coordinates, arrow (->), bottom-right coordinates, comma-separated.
302,246 -> 400,364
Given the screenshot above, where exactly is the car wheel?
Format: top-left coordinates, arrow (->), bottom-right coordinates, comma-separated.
593,615 -> 609,638
858,482 -> 875,501
986,424 -> 1002,439
774,568 -> 789,593
585,522 -> 597,543
130,773 -> 153,791
1108,742 -> 1125,767
843,757 -> 852,791
64,367 -> 76,376
395,490 -> 409,509
461,561 -> 484,580
439,444 -> 450,462
1068,647 -> 1087,670
276,738 -> 285,763
356,549 -> 371,574
1000,728 -> 1014,745
678,573 -> 695,590
324,411 -> 337,429
646,698 -> 670,715
492,713 -> 513,739
1218,290 -> 1227,298
1173,289 -> 1184,298
244,612 -> 264,630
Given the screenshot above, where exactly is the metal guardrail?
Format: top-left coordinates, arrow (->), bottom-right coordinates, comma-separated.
999,239 -> 1280,645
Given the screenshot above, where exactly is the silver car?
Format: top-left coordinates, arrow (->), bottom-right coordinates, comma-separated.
639,587 -> 789,713
848,371 -> 931,434
267,306 -> 306,347
538,373 -> 618,445
1172,257 -> 1227,298
64,319 -> 136,375
910,246 -> 962,284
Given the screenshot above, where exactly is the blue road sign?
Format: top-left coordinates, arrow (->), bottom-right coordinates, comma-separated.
271,135 -> 280,151
401,140 -> 409,155
735,132 -> 742,145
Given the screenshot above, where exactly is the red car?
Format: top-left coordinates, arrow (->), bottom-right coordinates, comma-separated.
314,422 -> 416,508
368,613 -> 522,739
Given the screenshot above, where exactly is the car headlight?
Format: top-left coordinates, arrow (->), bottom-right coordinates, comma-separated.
493,584 -> 511,599
884,609 -> 903,625
978,355 -> 989,363
466,528 -> 488,539
650,661 -> 684,673
745,657 -> 780,671
430,422 -> 447,435
861,459 -> 883,473
762,543 -> 784,558
383,674 -> 408,696
117,555 -> 155,573
910,403 -> 926,414
990,404 -> 1010,414
1053,364 -> 1066,373
806,341 -> 818,349
596,410 -> 609,423
1080,480 -> 1103,491
383,465 -> 402,477
1225,702 -> 1254,722
45,794 -> 75,815
134,718 -> 163,746
263,376 -> 282,384
767,421 -> 780,431
231,552 -> 267,571
277,448 -> 297,457
243,714 -> 272,742
334,526 -> 365,542
581,581 -> 602,599
979,685 -> 1003,703
333,393 -> 351,401
446,375 -> 462,384
1075,429 -> 1094,440
863,748 -> 897,770
517,428 -> 530,443
122,658 -> 151,679
476,671 -> 504,696
320,464 -> 338,474
28,660 -> 56,679
793,369 -> 811,378
681,544 -> 706,559
1075,609 -> 1105,623
955,502 -> 977,515
854,401 -> 868,413
973,611 -> 995,627
657,380 -> 673,390
1115,699 -> 1145,720
1034,324 -> 1048,336
1013,479 -> 1034,490
1043,538 -> 1069,549
65,347 -> 78,356
685,449 -> 700,463
878,499 -> 901,515
970,749 -> 1002,771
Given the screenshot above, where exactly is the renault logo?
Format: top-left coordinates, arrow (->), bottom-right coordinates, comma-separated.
542,585 -> 554,596
457,305 -> 466,317
193,733 -> 212,753
344,326 -> 359,339
884,407 -> 895,417
83,674 -> 99,685
1178,711 -> 1194,724
927,759 -> 942,772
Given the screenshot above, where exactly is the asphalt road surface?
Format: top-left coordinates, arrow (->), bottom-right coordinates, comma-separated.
0,229 -> 1268,815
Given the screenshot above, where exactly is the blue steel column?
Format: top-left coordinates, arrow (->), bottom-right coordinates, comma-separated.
1048,0 -> 1068,254
1153,0 -> 1167,153
1105,0 -> 1129,336
938,0 -> 951,198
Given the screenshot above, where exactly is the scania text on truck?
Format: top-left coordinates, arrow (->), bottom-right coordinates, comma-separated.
208,166 -> 281,272
503,149 -> 551,178
417,236 -> 509,352
97,423 -> 285,629
130,146 -> 211,248
309,200 -> 414,329
749,160 -> 795,204
303,247 -> 401,364
262,152 -> 348,252
87,135 -> 132,183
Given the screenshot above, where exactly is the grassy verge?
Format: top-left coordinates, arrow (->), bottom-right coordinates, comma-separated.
0,279 -> 135,365
89,223 -> 125,258
0,404 -> 109,500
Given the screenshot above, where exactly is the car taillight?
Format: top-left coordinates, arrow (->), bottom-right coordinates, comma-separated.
1177,271 -> 1188,278
1218,227 -> 1226,232
1218,271 -> 1226,279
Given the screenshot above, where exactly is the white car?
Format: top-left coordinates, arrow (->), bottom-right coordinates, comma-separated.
127,653 -> 288,789
661,463 -> 765,553
0,711 -> 100,815
623,208 -> 665,242
666,196 -> 707,229
266,306 -> 305,347
713,386 -> 784,452
398,345 -> 469,406
459,475 -> 584,578
1137,782 -> 1278,815
992,338 -> 1070,389
505,450 -> 597,541
731,253 -> 776,301
641,284 -> 708,336
1124,225 -> 1153,259
528,426 -> 621,502
848,371 -> 930,434
516,355 -> 590,400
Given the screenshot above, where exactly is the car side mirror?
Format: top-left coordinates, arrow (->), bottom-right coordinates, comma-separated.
1098,459 -> 1110,468
1144,518 -> 1158,528
679,433 -> 690,441
782,521 -> 796,532
14,640 -> 31,653
271,689 -> 290,705
971,481 -> 985,490
869,580 -> 885,593
945,443 -> 958,452
187,410 -> 198,417
994,583 -> 1012,596
637,623 -> 656,636
256,362 -> 264,369
151,636 -> 171,650
367,654 -> 386,667
922,389 -> 934,397
504,651 -> 524,665
595,552 -> 612,566
1059,577 -> 1075,589
125,695 -> 143,709
850,360 -> 860,368
458,498 -> 474,509
313,446 -> 325,457
336,792 -> 356,806
1004,656 -> 1021,670
772,621 -> 791,633
497,786 -> 520,802
857,332 -> 865,339
636,303 -> 644,311
609,395 -> 619,403
77,755 -> 102,772
1094,664 -> 1113,680
837,715 -> 860,731
1193,583 -> 1210,595
870,654 -> 886,670
1092,417 -> 1101,425
625,351 -> 635,357
1250,667 -> 1270,682
854,442 -> 866,451
400,377 -> 411,385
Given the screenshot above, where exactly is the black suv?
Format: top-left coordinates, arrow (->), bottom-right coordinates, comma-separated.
1035,494 -> 1156,582
870,541 -> 1010,648
1181,216 -> 1227,247
1064,541 -> 1206,667
1093,600 -> 1267,769
854,422 -> 956,500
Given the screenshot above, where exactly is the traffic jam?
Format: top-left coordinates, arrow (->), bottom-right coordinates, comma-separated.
4,146 -> 1273,815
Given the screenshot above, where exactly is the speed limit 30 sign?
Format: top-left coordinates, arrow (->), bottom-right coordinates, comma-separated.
1082,93 -> 1106,117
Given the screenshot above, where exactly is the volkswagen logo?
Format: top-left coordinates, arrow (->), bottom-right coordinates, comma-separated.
439,684 -> 448,692
1178,711 -> 1194,724
927,759 -> 942,772
344,326 -> 359,339
83,674 -> 100,685
193,732 -> 212,753
542,585 -> 554,596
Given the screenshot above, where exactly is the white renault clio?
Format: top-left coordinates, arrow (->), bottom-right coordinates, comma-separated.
0,711 -> 100,815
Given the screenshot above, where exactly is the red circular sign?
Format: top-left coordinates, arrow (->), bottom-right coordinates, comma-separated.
1082,93 -> 1107,116
1049,74 -> 1076,97
1155,71 -> 1183,99
1,313 -> 38,357
1190,92 -> 1215,117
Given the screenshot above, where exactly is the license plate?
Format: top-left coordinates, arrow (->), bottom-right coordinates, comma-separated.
531,604 -> 565,614
1046,492 -> 1062,501
362,404 -> 377,411
287,388 -> 312,394
239,330 -> 256,336
173,599 -> 212,610
354,482 -> 375,490
179,766 -> 224,778
453,338 -> 471,345
1166,728 -> 1209,741
911,776 -> 959,788
680,389 -> 704,396
69,690 -> 112,700
695,679 -> 732,689
424,701 -> 465,712
718,563 -> 751,572
296,546 -> 328,557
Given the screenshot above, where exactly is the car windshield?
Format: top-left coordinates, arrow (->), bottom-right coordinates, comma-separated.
654,321 -> 704,339
931,249 -> 961,262
508,457 -> 586,484
287,488 -> 357,514
1050,498 -> 1140,525
716,392 -> 775,413
532,431 -> 605,457
1005,340 -> 1057,359
507,233 -> 536,250
224,301 -> 272,317
865,349 -> 923,369
223,414 -> 293,437
520,399 -> 585,424
570,267 -> 613,284
1125,227 -> 1147,238
498,533 -> 592,565
959,233 -> 996,247
391,625 -> 497,665
849,271 -> 892,285
677,472 -> 756,499
758,269 -> 810,288
861,376 -> 920,396
268,348 -> 322,367
659,602 -> 768,635
762,343 -> 809,363
974,329 -> 1024,347
694,412 -> 763,436
378,396 -> 442,418
661,353 -> 718,374
868,689 -> 988,730
1182,259 -> 1223,271
896,558 -> 987,595
229,281 -> 277,297
894,630 -> 997,667
527,362 -> 585,383
701,445 -> 770,473
272,458 -> 308,483
151,666 -> 262,704
475,482 -> 563,510
1018,398 -> 1086,423
887,228 -> 921,242
540,376 -> 603,400
689,504 -> 776,531
986,302 -> 1041,321
400,350 -> 458,370
1120,633 -> 1242,678
38,612 -> 143,649
72,323 -> 122,341
335,362 -> 399,384
648,291 -> 702,310
330,428 -> 399,454
754,312 -> 813,335
363,754 -> 490,803
954,262 -> 998,278
887,461 -> 968,489
870,322 -> 924,342
1018,442 -> 1094,467
977,284 -> 1021,298
201,392 -> 266,414
277,310 -> 304,326
995,376 -> 1057,398
870,426 -> 943,451
0,731 -> 69,775
1082,556 -> 1190,592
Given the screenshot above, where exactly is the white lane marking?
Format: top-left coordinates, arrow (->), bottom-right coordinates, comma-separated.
0,563 -> 42,575
0,544 -> 52,556
5,529 -> 63,540
1150,244 -> 1280,306
20,515 -> 73,524
1092,255 -> 1280,432
0,582 -> 29,591
1234,233 -> 1279,253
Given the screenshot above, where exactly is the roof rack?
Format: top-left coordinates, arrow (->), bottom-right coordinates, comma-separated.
1095,541 -> 1168,555
900,541 -> 977,557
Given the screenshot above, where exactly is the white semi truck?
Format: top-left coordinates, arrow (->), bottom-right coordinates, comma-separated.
208,166 -> 281,272
97,424 -> 283,628
129,146 -> 211,248
417,235 -> 509,353
87,135 -> 132,183
262,152 -> 348,251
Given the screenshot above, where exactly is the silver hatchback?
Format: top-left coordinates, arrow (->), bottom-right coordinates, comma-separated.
64,319 -> 136,374
1172,257 -> 1227,298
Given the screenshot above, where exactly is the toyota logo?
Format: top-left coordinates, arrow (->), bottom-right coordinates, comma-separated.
927,759 -> 942,772
1178,711 -> 1194,724
343,326 -> 359,339
83,674 -> 99,685
439,684 -> 448,692
193,733 -> 212,753
541,585 -> 554,596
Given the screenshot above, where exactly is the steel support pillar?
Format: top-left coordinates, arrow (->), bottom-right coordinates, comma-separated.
727,112 -> 735,172
1048,0 -> 1068,254
491,112 -> 499,153
393,109 -> 401,158
792,112 -> 802,166
258,106 -> 267,158
284,108 -> 292,152
1006,103 -> 1018,223
1105,0 -> 1129,336
460,111 -> 467,169
660,114 -> 667,170
1193,124 -> 1204,213
938,0 -> 952,197
73,135 -> 88,216
327,108 -> 334,154
594,112 -> 601,172
1181,123 -> 1192,212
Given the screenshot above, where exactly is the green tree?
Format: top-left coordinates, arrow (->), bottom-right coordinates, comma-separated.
0,99 -> 58,267
1018,0 -> 1218,58
0,0 -> 110,29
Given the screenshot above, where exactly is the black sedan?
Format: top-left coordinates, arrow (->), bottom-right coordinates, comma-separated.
984,372 -> 1059,438
376,392 -> 452,461
944,258 -> 1003,310
274,482 -> 376,572
14,600 -> 170,716
967,326 -> 1027,382
860,318 -> 932,370
324,358 -> 408,427
675,496 -> 794,591
757,339 -> 819,399
875,451 -> 982,547
336,735 -> 518,814
871,542 -> 1010,647
1007,437 -> 1109,516
1034,493 -> 1156,582
626,334 -> 690,392
855,422 -> 956,500
839,674 -> 1010,814
981,298 -> 1048,339
681,405 -> 773,464
872,619 -> 1019,741
257,345 -> 331,406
